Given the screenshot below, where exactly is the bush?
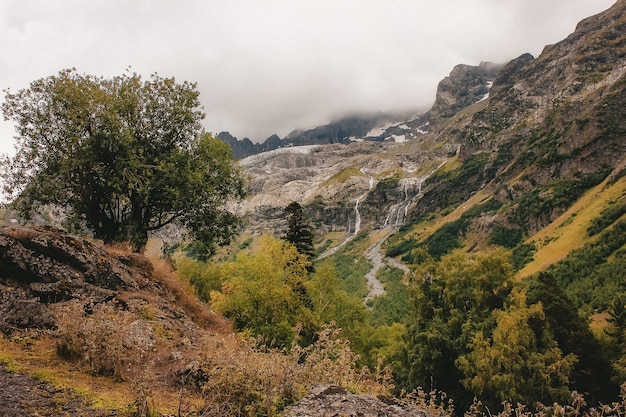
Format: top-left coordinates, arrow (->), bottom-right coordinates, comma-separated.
587,201 -> 626,236
489,226 -> 523,248
56,302 -> 152,381
511,242 -> 537,271
197,322 -> 393,416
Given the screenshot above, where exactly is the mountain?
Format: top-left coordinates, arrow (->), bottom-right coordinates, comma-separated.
235,0 -> 626,270
218,59 -> 502,161
228,4 -> 626,407
429,61 -> 502,127
1,3 -> 625,415
218,111 -> 430,159
413,0 -> 626,226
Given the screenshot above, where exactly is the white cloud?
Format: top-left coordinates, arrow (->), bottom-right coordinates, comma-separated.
0,0 -> 616,156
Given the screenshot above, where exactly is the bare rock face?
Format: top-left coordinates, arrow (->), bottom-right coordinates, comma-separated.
283,385 -> 441,417
429,61 -> 501,128
235,141 -> 448,236
0,225 -> 146,332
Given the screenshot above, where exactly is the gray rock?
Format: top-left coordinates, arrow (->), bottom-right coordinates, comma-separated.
283,385 -> 441,417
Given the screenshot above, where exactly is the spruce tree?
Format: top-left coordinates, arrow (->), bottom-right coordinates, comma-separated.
283,202 -> 315,267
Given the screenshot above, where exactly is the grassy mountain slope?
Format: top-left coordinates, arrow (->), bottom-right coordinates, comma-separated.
385,0 -> 626,321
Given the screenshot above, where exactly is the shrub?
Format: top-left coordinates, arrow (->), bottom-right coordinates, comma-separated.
489,226 -> 523,248
587,201 -> 626,236
55,302 -> 152,381
511,242 -> 537,271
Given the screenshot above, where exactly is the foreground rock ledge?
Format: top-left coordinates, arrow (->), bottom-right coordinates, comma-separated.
283,385 -> 442,417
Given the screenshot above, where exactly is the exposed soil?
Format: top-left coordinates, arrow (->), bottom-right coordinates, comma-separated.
0,364 -> 116,417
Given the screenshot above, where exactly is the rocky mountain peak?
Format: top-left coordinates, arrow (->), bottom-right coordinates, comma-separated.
429,61 -> 502,127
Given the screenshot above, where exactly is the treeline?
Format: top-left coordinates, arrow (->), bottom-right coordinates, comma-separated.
177,232 -> 406,370
177,199 -> 625,414
399,249 -> 623,411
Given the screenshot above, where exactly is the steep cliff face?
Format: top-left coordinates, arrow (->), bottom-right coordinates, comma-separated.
235,142 -> 410,235
234,139 -> 450,236
429,61 -> 501,128
462,0 -> 626,168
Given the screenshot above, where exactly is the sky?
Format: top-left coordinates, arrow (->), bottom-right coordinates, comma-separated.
0,0 -> 616,156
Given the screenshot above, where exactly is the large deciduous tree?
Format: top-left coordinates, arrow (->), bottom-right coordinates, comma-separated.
1,69 -> 246,257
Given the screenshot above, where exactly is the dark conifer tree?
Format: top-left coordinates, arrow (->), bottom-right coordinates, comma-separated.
526,272 -> 616,404
283,202 -> 316,268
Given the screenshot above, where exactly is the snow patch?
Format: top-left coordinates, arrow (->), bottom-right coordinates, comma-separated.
476,81 -> 494,103
366,121 -> 396,137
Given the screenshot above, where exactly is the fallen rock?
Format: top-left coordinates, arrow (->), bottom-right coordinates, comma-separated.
283,385 -> 442,417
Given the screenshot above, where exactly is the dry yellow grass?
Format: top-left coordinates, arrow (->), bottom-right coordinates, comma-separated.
517,177 -> 626,278
405,191 -> 492,244
320,166 -> 364,187
0,336 -> 144,413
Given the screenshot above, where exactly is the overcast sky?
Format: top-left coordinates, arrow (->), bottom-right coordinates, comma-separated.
0,0 -> 616,155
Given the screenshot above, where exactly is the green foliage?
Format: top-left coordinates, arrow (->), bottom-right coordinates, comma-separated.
525,272 -> 615,403
305,263 -> 368,345
395,199 -> 502,262
401,249 -> 516,408
1,69 -> 246,257
457,290 -> 577,407
210,236 -> 315,347
544,219 -> 626,314
587,201 -> 626,236
510,242 -> 537,271
606,295 -> 626,383
175,257 -> 223,303
418,153 -> 491,215
317,231 -> 372,298
489,226 -> 523,248
421,217 -> 467,260
368,266 -> 411,327
283,202 -> 316,266
399,248 -> 608,410
385,237 -> 418,258
426,153 -> 490,188
510,170 -> 611,232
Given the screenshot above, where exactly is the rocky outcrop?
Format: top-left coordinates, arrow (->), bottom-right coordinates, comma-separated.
283,385 -> 441,417
0,226 -> 151,332
429,61 -> 501,128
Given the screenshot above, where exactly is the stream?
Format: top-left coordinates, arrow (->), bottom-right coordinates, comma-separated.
318,159 -> 448,302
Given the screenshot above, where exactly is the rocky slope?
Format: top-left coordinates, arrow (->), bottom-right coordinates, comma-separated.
428,61 -> 501,128
283,385 -> 439,417
410,0 -> 626,228
0,225 -> 227,414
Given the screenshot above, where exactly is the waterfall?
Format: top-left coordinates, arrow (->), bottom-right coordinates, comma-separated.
354,167 -> 375,236
318,165 -> 375,259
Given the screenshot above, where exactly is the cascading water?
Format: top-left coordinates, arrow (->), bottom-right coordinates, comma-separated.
383,176 -> 426,228
318,166 -> 375,259
353,167 -> 374,235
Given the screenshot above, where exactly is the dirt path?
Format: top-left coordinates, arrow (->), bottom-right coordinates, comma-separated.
0,365 -> 115,417
363,227 -> 410,303
364,234 -> 387,303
